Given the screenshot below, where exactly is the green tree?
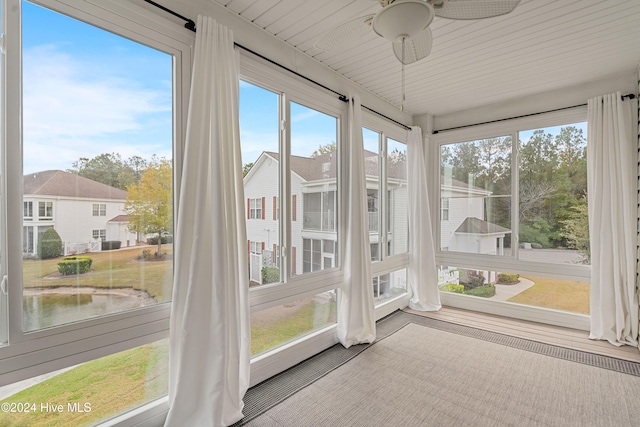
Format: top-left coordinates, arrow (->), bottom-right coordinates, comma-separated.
38,227 -> 62,259
69,153 -> 148,190
243,162 -> 254,177
124,157 -> 173,254
561,196 -> 590,263
310,142 -> 336,158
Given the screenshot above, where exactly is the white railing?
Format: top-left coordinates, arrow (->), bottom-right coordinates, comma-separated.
438,268 -> 459,286
64,240 -> 102,256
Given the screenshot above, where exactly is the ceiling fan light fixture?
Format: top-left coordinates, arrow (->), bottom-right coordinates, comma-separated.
372,0 -> 435,42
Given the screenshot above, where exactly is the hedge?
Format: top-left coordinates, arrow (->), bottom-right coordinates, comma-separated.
466,284 -> 496,298
58,256 -> 93,275
438,283 -> 465,294
497,273 -> 520,284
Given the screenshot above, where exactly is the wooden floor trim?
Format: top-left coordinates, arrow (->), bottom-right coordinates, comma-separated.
403,306 -> 640,363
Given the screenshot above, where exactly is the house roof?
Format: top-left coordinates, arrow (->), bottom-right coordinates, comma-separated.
109,215 -> 129,222
23,170 -> 128,200
455,217 -> 511,235
261,149 -> 407,182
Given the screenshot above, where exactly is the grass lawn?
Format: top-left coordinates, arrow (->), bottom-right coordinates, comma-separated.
508,275 -> 590,314
251,300 -> 336,356
0,340 -> 168,427
23,245 -> 173,302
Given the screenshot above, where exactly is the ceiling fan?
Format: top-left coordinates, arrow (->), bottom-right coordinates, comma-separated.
315,0 -> 522,65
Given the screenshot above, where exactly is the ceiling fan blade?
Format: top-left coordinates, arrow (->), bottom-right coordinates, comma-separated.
431,0 -> 521,20
392,27 -> 433,65
314,14 -> 375,51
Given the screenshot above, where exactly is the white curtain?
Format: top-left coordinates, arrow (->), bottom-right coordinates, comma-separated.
165,16 -> 250,427
337,94 -> 376,348
407,127 -> 441,311
587,92 -> 639,348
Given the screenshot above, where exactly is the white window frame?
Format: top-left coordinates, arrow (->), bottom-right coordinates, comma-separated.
23,201 -> 32,220
431,106 -> 590,330
92,229 -> 107,241
38,201 -> 53,220
0,1 -> 192,420
92,203 -> 106,216
361,114 -> 411,313
249,198 -> 261,219
240,55 -> 353,386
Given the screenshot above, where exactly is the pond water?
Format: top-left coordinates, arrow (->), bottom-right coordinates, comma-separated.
23,293 -> 145,331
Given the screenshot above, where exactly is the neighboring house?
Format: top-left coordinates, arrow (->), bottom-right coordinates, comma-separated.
22,170 -> 137,256
244,149 -> 409,284
440,176 -> 511,255
439,175 -> 512,285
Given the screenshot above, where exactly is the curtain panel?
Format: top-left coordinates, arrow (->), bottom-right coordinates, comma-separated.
587,92 -> 639,348
337,94 -> 376,348
165,16 -> 250,427
407,127 -> 441,311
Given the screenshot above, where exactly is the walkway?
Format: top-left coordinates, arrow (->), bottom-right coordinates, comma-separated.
490,277 -> 535,301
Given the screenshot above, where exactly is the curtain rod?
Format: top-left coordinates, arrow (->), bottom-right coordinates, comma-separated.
143,0 -> 412,132
434,93 -> 636,134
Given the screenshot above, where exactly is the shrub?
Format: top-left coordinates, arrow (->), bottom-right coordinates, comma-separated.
497,273 -> 520,284
466,284 -> 496,298
38,227 -> 62,259
460,270 -> 485,291
147,235 -> 173,245
261,267 -> 280,284
101,240 -> 121,251
137,249 -> 166,261
438,283 -> 465,294
58,256 -> 93,275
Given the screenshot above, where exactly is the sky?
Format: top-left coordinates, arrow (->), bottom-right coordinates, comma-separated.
22,1 -> 400,175
23,1 -> 173,174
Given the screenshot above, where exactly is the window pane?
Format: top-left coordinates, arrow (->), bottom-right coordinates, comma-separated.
518,123 -> 589,265
22,3 -> 173,331
240,81 -> 280,286
290,102 -> 338,277
373,268 -> 407,306
0,338 -> 168,426
440,136 -> 512,256
387,139 -> 408,256
363,128 -> 381,261
437,265 -> 589,314
251,291 -> 336,357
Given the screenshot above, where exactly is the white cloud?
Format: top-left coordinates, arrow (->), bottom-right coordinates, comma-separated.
22,45 -> 172,172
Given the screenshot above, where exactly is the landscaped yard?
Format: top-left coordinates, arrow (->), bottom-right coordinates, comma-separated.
4,253 -> 337,426
23,245 -> 174,303
508,275 -> 590,314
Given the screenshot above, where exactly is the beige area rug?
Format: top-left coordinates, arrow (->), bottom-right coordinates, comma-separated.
244,322 -> 640,427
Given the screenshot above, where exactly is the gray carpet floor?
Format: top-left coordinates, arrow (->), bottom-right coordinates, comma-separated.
236,311 -> 640,427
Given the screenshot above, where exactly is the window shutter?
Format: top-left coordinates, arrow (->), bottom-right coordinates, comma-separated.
273,196 -> 277,220
292,195 -> 297,221
247,199 -> 250,219
291,246 -> 296,274
261,197 -> 265,219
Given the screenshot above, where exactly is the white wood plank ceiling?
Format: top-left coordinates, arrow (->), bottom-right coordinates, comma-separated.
212,0 -> 640,117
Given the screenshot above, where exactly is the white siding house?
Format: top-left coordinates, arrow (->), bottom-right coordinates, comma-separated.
23,170 -> 137,256
244,149 -> 408,283
440,177 -> 510,255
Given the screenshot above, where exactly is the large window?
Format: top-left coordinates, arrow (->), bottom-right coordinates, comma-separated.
436,111 -> 590,316
239,67 -> 343,358
362,125 -> 409,306
1,0 -> 188,424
